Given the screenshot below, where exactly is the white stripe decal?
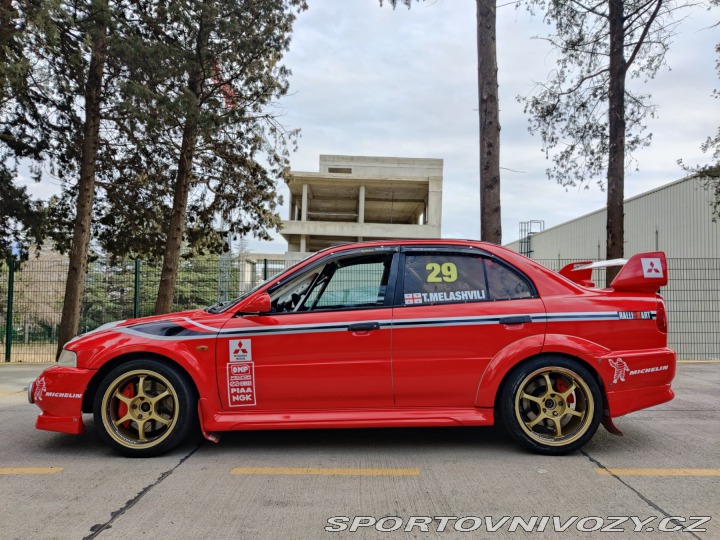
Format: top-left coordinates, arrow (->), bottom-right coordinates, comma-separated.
113,311 -> 654,341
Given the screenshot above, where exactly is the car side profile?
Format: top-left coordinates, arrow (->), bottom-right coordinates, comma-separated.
29,240 -> 675,457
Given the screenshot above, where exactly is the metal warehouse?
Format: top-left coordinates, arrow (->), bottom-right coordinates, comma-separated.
506,175 -> 720,360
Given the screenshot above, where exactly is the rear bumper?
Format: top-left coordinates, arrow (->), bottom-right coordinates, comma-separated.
30,366 -> 94,435
600,347 -> 676,417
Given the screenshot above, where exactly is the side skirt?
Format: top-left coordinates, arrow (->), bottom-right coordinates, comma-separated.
198,399 -> 494,433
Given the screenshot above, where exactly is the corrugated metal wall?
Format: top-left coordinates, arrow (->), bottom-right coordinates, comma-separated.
504,176 -> 720,360
506,176 -> 720,259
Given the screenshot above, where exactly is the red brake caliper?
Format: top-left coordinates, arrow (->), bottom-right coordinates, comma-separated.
555,378 -> 574,404
117,384 -> 135,427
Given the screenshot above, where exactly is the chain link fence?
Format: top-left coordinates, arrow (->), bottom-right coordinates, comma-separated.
1,256 -> 718,362
1,255 -> 297,362
535,258 -> 720,361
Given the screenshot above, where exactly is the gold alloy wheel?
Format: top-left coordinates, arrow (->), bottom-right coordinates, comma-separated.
514,367 -> 595,447
100,369 -> 178,449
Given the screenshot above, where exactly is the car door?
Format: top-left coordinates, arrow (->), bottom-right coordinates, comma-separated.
391,247 -> 546,407
217,249 -> 398,411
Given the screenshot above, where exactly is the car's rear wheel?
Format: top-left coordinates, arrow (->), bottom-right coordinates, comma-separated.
93,360 -> 197,457
500,356 -> 602,455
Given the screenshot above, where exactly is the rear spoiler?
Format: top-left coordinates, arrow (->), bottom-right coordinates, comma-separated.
559,252 -> 667,293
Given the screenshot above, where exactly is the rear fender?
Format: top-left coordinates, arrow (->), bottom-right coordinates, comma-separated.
474,335 -> 544,408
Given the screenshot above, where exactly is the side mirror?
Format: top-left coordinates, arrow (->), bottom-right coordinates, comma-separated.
236,292 -> 271,315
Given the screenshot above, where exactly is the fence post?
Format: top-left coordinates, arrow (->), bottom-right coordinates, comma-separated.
4,258 -> 15,362
134,259 -> 141,319
263,258 -> 268,281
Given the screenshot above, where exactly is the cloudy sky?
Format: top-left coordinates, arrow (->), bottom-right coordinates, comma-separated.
249,0 -> 719,252
18,0 -> 719,253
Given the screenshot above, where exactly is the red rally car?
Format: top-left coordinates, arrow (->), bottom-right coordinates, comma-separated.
29,240 -> 675,457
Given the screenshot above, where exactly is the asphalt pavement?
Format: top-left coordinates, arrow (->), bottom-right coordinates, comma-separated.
0,361 -> 718,539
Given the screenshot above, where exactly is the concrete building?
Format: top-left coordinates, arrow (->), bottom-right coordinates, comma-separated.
280,155 -> 443,254
505,176 -> 719,259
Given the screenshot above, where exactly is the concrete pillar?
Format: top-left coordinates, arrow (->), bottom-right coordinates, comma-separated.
358,185 -> 365,224
427,177 -> 442,229
301,184 -> 308,221
300,235 -> 307,252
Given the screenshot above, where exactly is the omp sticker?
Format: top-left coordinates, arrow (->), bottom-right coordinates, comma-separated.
229,339 -> 252,362
641,258 -> 664,278
227,362 -> 256,406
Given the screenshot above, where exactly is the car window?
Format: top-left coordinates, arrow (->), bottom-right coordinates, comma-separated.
270,253 -> 393,313
402,254 -> 488,305
484,258 -> 533,300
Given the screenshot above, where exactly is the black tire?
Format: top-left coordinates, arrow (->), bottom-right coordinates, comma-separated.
499,356 -> 602,455
93,359 -> 197,457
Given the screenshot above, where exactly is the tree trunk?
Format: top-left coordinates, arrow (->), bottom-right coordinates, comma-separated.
153,116 -> 199,314
56,15 -> 107,357
477,0 -> 501,245
606,0 -> 626,283
154,2 -> 211,314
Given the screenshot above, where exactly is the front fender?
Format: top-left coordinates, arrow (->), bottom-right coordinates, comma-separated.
72,330 -> 220,412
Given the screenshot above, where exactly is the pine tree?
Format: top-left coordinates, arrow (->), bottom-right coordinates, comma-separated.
93,0 -> 306,314
381,0 -> 502,243
520,0 -> 686,278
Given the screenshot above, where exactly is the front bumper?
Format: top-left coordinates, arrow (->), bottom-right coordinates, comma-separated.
30,366 -> 95,435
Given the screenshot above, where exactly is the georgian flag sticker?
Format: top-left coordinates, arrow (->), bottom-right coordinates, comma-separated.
641,258 -> 664,278
229,339 -> 252,362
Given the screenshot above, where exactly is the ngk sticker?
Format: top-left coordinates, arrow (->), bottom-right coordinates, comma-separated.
641,258 -> 664,278
229,339 -> 252,362
227,362 -> 256,406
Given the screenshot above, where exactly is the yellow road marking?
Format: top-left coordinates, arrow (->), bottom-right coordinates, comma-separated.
678,360 -> 720,363
0,467 -> 64,475
595,468 -> 720,477
231,467 -> 419,477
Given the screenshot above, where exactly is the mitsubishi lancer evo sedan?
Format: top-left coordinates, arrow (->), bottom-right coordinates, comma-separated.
29,240 -> 675,457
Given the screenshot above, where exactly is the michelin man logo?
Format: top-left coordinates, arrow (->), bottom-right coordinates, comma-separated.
33,377 -> 47,402
608,358 -> 629,384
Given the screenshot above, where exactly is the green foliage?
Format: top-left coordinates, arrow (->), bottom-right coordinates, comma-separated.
519,0 -> 684,189
93,0 -> 307,261
0,1 -> 50,260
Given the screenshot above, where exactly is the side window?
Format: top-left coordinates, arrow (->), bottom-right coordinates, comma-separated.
313,261 -> 386,309
484,258 -> 533,300
270,253 -> 393,312
402,254 -> 488,305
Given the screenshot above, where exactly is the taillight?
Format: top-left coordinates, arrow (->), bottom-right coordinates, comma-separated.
656,297 -> 667,333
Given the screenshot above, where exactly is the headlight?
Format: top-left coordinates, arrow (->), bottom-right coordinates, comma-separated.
57,349 -> 77,368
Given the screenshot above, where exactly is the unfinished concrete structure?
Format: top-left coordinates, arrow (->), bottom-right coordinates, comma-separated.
281,155 -> 443,253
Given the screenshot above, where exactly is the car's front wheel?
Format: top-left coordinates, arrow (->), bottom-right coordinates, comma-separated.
500,357 -> 602,455
93,360 -> 197,457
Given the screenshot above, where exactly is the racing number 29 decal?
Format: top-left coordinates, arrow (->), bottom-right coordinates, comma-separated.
426,262 -> 457,283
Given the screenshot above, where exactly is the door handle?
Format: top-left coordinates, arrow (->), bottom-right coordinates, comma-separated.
499,316 -> 532,325
348,322 -> 381,332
